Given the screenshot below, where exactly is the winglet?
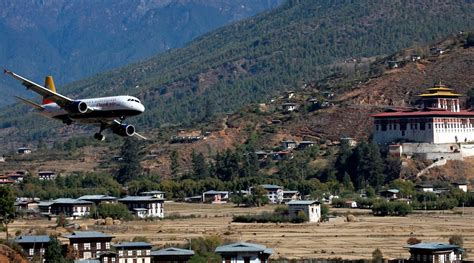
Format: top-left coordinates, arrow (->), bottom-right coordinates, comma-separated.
4,69 -> 11,74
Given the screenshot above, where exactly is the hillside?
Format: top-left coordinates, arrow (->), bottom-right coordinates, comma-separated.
0,0 -> 283,106
2,0 -> 474,146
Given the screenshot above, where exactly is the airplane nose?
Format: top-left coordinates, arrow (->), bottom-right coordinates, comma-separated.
138,103 -> 145,113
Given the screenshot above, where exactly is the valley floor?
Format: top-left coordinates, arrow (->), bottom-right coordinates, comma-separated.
9,203 -> 474,260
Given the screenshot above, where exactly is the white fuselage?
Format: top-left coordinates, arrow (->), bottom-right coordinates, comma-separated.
41,95 -> 145,123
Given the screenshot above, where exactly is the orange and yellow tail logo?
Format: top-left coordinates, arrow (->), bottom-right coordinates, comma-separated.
42,76 -> 56,104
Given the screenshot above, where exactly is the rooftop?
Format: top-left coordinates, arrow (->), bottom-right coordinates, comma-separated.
151,247 -> 195,256
53,198 -> 93,205
372,109 -> 474,118
287,200 -> 320,205
78,195 -> 117,201
113,242 -> 152,249
65,231 -> 114,239
215,242 -> 273,254
260,184 -> 283,189
118,196 -> 164,202
405,242 -> 463,251
15,235 -> 50,243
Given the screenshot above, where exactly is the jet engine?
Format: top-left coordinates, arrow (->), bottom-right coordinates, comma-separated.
112,123 -> 135,137
66,101 -> 88,114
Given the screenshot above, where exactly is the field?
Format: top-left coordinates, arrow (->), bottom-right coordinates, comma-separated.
9,203 -> 474,260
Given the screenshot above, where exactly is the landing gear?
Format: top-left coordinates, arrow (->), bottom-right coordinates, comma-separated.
94,123 -> 106,141
94,133 -> 105,141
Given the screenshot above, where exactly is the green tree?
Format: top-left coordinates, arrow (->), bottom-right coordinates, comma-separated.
115,138 -> 142,184
170,150 -> 180,178
372,248 -> 383,263
449,235 -> 464,247
45,235 -> 68,263
0,186 -> 16,240
97,203 -> 131,220
191,151 -> 209,179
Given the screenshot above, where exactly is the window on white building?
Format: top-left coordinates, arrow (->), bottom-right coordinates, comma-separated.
84,243 -> 91,250
128,250 -> 133,256
97,242 -> 101,250
73,243 -> 78,250
29,248 -> 34,256
137,250 -> 142,256
106,242 -> 110,249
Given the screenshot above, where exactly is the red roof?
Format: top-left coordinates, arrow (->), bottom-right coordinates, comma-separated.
371,110 -> 474,118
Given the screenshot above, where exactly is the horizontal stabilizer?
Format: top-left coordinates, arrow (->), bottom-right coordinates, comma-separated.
14,96 -> 44,110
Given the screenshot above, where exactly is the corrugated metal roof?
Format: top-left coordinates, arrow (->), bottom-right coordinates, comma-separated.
405,243 -> 462,251
113,242 -> 152,248
78,195 -> 117,200
151,247 -> 195,256
287,200 -> 320,205
260,184 -> 282,189
53,198 -> 93,205
203,190 -> 228,195
75,260 -> 101,263
15,235 -> 50,243
118,196 -> 164,202
215,242 -> 273,254
65,231 -> 114,239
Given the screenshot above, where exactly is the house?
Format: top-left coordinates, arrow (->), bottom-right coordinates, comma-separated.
380,189 -> 400,200
15,235 -> 50,261
140,190 -> 166,199
184,195 -> 202,203
17,147 -> 32,154
50,198 -> 93,218
287,200 -> 321,222
271,151 -> 292,160
254,151 -> 269,160
411,54 -> 422,62
151,247 -> 195,263
118,196 -> 164,218
388,60 -> 400,69
285,91 -> 295,99
202,190 -> 229,204
113,242 -> 152,263
0,176 -> 14,185
38,171 -> 57,180
0,155 -> 5,162
282,103 -> 298,112
297,141 -> 316,150
258,184 -> 283,204
281,190 -> 301,203
430,47 -> 445,55
215,242 -> 273,263
65,231 -> 114,260
281,140 -> 297,150
15,198 -> 39,213
452,182 -> 468,193
405,242 -> 463,263
38,201 -> 54,216
344,200 -> 358,208
415,184 -> 434,193
78,195 -> 117,205
6,172 -> 25,183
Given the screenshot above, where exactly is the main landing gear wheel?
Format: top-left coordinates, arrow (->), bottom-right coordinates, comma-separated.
94,133 -> 105,141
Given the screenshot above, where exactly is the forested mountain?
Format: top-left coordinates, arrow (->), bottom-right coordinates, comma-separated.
0,0 -> 283,106
1,0 -> 474,144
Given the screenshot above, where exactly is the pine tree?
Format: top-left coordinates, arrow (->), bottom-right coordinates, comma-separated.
115,138 -> 142,184
170,150 -> 180,178
45,236 -> 67,263
0,186 -> 15,240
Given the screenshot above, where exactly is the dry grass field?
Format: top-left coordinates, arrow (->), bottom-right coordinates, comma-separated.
9,203 -> 474,260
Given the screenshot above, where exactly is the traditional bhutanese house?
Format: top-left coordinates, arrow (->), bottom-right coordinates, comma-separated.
215,242 -> 273,263
38,171 -> 57,180
151,247 -> 195,263
287,200 -> 321,222
6,172 -> 25,183
281,190 -> 300,203
50,198 -> 93,218
15,235 -> 50,261
254,151 -> 269,160
258,184 -> 283,204
78,195 -> 117,206
65,231 -> 114,260
405,242 -> 463,263
372,84 -> 474,145
0,175 -> 14,185
17,147 -> 32,154
297,141 -> 316,150
140,190 -> 166,199
113,242 -> 152,263
271,150 -> 292,160
340,137 -> 358,147
202,190 -> 229,204
380,189 -> 400,200
282,102 -> 298,112
344,200 -> 358,208
281,140 -> 297,150
415,184 -> 434,193
38,201 -> 54,216
118,196 -> 164,218
15,198 -> 39,212
452,182 -> 468,192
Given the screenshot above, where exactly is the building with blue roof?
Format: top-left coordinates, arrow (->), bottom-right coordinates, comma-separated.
287,200 -> 321,222
78,195 -> 117,205
215,242 -> 273,263
151,247 -> 195,263
405,242 -> 464,263
65,231 -> 114,260
202,190 -> 229,204
118,196 -> 164,218
15,235 -> 50,261
49,198 -> 94,219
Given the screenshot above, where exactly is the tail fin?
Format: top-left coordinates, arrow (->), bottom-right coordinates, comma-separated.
42,76 -> 56,104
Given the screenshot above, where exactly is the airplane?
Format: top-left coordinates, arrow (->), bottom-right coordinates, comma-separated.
4,69 -> 147,141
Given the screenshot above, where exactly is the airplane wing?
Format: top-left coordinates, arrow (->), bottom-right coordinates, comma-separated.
4,69 -> 73,107
14,96 -> 44,110
109,119 -> 148,140
133,132 -> 148,140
